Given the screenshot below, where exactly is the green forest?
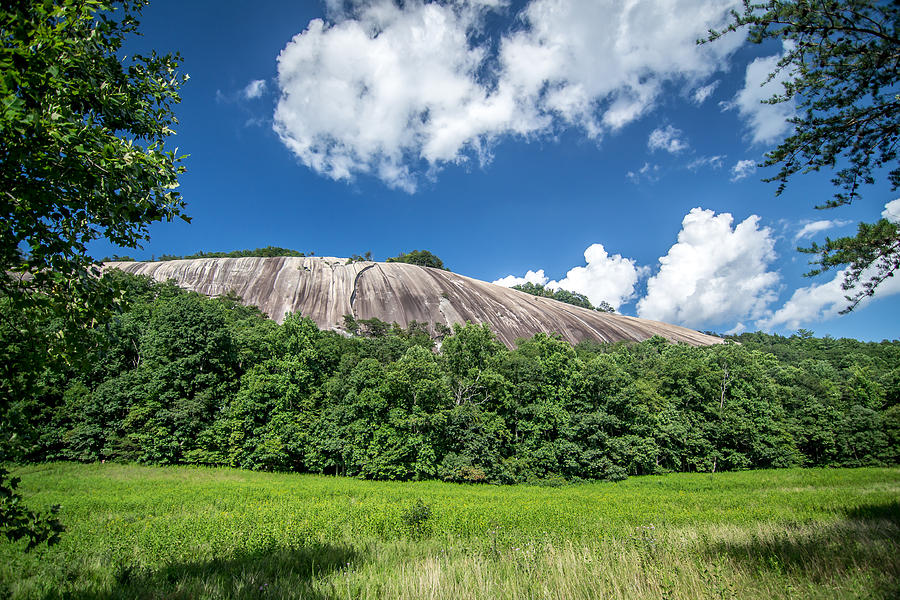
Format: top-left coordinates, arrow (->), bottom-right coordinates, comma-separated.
3,271 -> 898,484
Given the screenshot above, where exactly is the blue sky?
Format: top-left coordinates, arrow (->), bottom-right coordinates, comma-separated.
90,0 -> 900,341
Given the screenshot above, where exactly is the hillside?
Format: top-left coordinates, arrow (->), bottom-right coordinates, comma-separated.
106,256 -> 722,347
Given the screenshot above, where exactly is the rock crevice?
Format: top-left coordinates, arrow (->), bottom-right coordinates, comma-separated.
349,263 -> 376,315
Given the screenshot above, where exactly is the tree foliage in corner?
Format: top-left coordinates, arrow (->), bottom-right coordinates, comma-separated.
0,0 -> 188,336
1,467 -> 64,551
705,0 -> 899,311
0,0 -> 187,550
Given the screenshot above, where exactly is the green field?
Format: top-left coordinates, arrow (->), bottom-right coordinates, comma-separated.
2,463 -> 899,599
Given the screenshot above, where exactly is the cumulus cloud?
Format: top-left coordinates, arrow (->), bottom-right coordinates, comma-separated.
243,79 -> 268,100
794,219 -> 851,241
730,159 -> 756,181
691,80 -> 719,105
273,1 -> 506,191
758,267 -> 900,330
547,244 -> 647,310
493,244 -> 646,310
731,41 -> 796,144
883,198 -> 900,223
648,125 -> 688,153
493,269 -> 549,288
500,0 -> 742,134
274,0 -> 743,190
637,208 -> 780,328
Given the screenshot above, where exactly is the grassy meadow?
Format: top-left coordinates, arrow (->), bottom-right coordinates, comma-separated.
2,463 -> 899,599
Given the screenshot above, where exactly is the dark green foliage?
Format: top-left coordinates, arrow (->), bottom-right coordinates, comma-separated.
127,293 -> 237,464
596,301 -> 616,313
386,250 -> 447,270
357,317 -> 391,338
157,246 -> 309,261
99,255 -> 137,262
3,273 -> 899,485
439,452 -> 488,482
346,251 -> 372,264
512,282 -> 614,312
400,499 -> 432,538
705,0 -> 900,310
0,467 -> 63,551
512,282 -> 554,298
549,288 -> 594,310
343,314 -> 360,335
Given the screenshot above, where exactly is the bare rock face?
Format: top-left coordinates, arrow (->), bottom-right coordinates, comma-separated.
106,257 -> 723,348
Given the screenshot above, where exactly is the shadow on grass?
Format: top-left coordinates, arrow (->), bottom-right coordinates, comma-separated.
44,542 -> 358,600
702,500 -> 900,598
843,500 -> 900,524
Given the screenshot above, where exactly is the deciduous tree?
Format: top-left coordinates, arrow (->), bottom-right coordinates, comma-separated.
0,0 -> 188,341
0,0 -> 187,549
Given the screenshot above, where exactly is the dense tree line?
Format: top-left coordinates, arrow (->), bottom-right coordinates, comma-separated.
3,272 -> 897,484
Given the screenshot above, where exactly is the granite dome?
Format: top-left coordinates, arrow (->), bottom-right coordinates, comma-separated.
107,257 -> 723,348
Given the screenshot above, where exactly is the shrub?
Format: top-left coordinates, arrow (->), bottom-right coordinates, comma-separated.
400,499 -> 432,538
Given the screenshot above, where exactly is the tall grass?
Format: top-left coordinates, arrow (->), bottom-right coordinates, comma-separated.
2,463 -> 898,599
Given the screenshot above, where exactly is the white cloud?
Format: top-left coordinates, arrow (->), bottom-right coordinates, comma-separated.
274,1 -> 507,191
794,219 -> 851,241
883,198 -> 900,223
692,80 -> 719,104
493,269 -> 549,288
274,0 -> 743,190
732,41 -> 796,144
757,271 -> 845,330
687,155 -> 725,171
493,243 -> 646,311
243,79 -> 268,100
501,0 -> 742,135
724,322 -> 746,335
730,159 -> 756,181
758,267 -> 900,330
648,125 -> 688,153
626,161 -> 659,184
637,208 -> 780,328
546,244 -> 647,310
